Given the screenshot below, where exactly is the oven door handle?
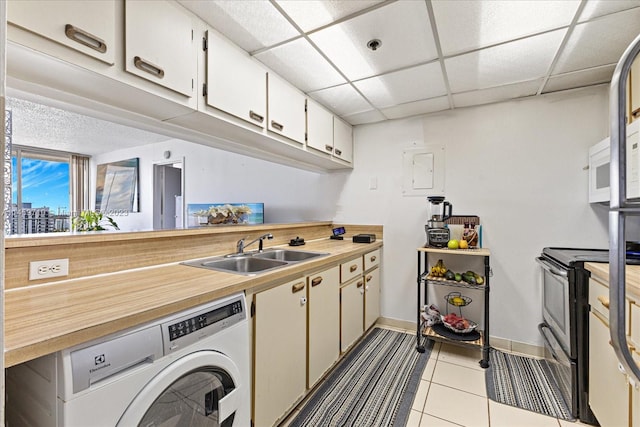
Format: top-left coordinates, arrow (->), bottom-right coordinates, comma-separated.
539,323 -> 571,367
536,257 -> 568,278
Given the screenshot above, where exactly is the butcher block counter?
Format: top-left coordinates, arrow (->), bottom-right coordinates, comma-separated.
4,223 -> 382,367
585,262 -> 640,300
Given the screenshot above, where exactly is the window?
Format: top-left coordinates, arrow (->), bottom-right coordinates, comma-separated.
11,147 -> 70,234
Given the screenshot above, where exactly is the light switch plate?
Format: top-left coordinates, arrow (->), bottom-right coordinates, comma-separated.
29,258 -> 69,280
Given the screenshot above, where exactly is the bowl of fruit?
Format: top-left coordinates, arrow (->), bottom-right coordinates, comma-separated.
441,312 -> 478,334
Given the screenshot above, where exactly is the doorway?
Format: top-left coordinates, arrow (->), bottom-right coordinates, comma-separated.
153,159 -> 184,229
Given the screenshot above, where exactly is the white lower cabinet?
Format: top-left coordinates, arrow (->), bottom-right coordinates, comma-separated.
341,276 -> 364,353
364,267 -> 381,330
308,266 -> 340,388
254,276 -> 307,427
589,311 -> 630,427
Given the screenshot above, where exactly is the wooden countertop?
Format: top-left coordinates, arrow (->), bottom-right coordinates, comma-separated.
5,238 -> 382,367
585,262 -> 640,300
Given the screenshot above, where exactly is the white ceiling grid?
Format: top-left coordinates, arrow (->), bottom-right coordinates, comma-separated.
178,0 -> 640,125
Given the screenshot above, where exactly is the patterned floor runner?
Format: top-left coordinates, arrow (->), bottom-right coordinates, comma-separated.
289,328 -> 432,427
486,348 -> 574,421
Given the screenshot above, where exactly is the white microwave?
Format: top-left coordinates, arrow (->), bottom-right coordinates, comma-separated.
589,120 -> 640,203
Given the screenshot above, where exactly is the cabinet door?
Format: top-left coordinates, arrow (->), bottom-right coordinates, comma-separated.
268,73 -> 306,144
308,266 -> 340,388
8,0 -> 115,64
341,278 -> 364,352
125,0 -> 195,97
254,277 -> 307,427
206,30 -> 267,128
364,267 -> 381,330
307,99 -> 334,155
589,312 -> 630,427
333,117 -> 353,163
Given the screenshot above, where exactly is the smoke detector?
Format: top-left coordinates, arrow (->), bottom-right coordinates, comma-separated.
366,39 -> 382,51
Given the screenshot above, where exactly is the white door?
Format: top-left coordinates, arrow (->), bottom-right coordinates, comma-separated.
153,163 -> 183,229
117,351 -> 242,426
341,278 -> 364,352
333,118 -> 353,163
306,99 -> 334,155
267,73 -> 306,144
364,267 -> 381,330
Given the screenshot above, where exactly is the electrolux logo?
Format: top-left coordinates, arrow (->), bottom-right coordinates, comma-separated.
89,353 -> 111,374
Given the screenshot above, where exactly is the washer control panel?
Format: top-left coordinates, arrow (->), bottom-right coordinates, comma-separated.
167,299 -> 243,340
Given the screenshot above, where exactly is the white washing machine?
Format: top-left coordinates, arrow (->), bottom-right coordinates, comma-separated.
6,293 -> 251,427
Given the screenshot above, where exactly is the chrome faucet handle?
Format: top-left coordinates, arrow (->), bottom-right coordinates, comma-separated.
236,237 -> 249,253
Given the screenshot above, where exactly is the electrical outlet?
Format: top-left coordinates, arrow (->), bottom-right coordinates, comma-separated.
29,259 -> 69,280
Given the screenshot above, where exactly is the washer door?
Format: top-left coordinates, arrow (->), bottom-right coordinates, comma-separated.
117,350 -> 242,427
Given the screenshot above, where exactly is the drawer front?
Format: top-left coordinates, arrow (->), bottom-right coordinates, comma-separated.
340,257 -> 363,284
364,249 -> 380,271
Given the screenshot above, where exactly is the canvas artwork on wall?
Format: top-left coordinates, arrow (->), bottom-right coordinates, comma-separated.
95,158 -> 139,213
187,203 -> 264,227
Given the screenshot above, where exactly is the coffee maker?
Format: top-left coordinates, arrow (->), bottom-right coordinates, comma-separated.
425,196 -> 452,247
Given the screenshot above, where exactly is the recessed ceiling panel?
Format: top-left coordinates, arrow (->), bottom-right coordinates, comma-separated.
433,0 -> 580,56
579,0 -> 640,22
309,1 -> 437,81
354,63 -> 446,108
308,84 -> 372,116
341,109 -> 387,125
178,0 -> 299,52
543,65 -> 614,93
446,30 -> 566,93
554,8 -> 640,75
381,97 -> 451,120
452,80 -> 542,108
276,0 -> 385,32
255,38 -> 346,92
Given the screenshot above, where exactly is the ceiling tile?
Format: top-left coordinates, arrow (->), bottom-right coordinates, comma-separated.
543,65 -> 614,93
433,0 -> 580,56
341,109 -> 387,125
255,38 -> 346,92
452,80 -> 542,108
178,0 -> 299,52
446,30 -> 566,93
309,1 -> 437,81
276,0 -> 385,32
381,97 -> 451,120
554,8 -> 640,74
579,1 -> 640,22
308,84 -> 372,116
353,63 -> 446,108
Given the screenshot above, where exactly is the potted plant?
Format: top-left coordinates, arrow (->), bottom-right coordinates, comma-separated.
72,210 -> 120,231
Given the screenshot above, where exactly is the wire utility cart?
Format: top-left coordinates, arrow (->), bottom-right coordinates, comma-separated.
416,247 -> 491,368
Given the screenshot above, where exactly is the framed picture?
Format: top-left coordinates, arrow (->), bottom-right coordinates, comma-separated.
187,203 -> 264,227
95,158 -> 139,213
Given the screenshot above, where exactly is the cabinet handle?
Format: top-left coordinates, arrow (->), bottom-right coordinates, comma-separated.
65,24 -> 107,53
597,295 -> 610,309
335,149 -> 342,156
271,120 -> 284,131
325,144 -> 333,152
357,281 -> 364,288
249,110 -> 264,123
633,108 -> 640,118
292,282 -> 305,293
370,255 -> 377,262
350,264 -> 358,273
311,277 -> 323,287
366,275 -> 373,283
134,56 -> 165,79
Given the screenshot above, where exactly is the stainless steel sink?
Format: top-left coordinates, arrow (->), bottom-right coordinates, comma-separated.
253,249 -> 327,262
181,248 -> 328,275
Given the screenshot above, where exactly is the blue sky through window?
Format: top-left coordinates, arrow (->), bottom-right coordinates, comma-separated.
12,157 -> 70,214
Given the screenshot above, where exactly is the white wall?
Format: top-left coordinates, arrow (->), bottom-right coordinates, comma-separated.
93,139 -> 343,231
334,86 -> 615,346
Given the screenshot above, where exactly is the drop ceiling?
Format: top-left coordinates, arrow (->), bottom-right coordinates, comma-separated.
179,0 -> 640,125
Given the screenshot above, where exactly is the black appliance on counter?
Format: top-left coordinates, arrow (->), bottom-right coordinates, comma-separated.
536,248 -> 608,425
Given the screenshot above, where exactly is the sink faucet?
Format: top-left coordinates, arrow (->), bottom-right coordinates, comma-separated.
236,233 -> 273,254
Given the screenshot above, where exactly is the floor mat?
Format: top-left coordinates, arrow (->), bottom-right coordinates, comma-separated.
485,348 -> 574,421
289,328 -> 432,427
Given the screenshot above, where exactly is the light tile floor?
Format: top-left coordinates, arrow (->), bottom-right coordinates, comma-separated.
280,327 -> 596,427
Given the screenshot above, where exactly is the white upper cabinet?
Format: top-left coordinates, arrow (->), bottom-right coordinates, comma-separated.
267,73 -> 306,144
8,0 -> 116,65
205,30 -> 267,128
333,117 -> 354,163
125,0 -> 196,98
306,99 -> 335,155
